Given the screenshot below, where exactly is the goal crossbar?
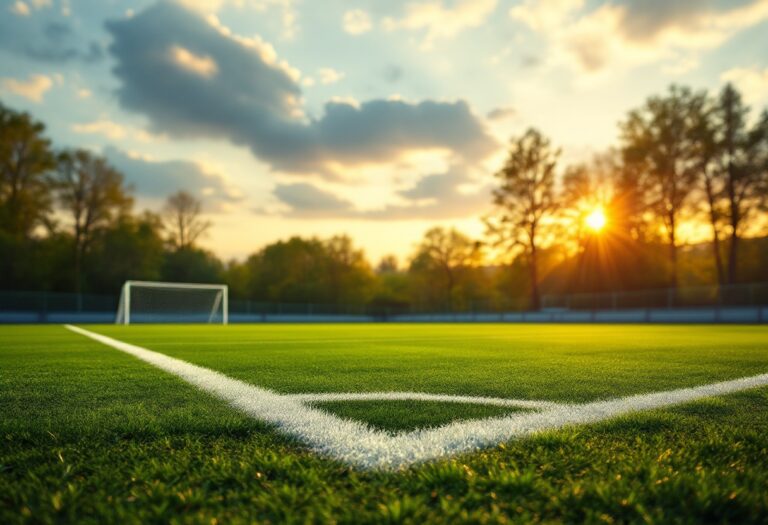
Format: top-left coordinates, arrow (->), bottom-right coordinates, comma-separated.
116,280 -> 228,325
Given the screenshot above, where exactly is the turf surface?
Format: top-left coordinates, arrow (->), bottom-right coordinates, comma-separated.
1,323 -> 767,523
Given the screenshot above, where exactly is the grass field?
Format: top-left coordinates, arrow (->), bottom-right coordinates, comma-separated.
1,323 -> 767,523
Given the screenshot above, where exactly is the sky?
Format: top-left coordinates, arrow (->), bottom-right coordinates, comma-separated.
2,0 -> 768,264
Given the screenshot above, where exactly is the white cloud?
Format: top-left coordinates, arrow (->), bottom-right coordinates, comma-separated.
509,0 -> 583,31
721,66 -> 768,106
385,0 -> 498,49
10,1 -> 30,16
343,9 -> 372,35
512,0 -> 768,74
72,120 -> 159,143
169,45 -> 219,77
1,74 -> 53,102
318,67 -> 344,85
72,120 -> 127,140
179,0 -> 298,39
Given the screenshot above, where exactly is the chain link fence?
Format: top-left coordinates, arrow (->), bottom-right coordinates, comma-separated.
1,282 -> 767,323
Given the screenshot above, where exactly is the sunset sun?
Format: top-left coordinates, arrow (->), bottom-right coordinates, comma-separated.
585,207 -> 607,232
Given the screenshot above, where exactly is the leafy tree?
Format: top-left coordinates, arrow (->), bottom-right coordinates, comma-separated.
246,237 -> 331,303
0,102 -> 56,238
487,128 -> 559,309
716,87 -> 768,283
85,212 -> 165,293
409,227 -> 481,310
689,95 -> 727,285
161,247 -> 223,284
163,190 -> 211,250
690,85 -> 768,284
55,149 -> 133,291
323,235 -> 375,306
376,255 -> 399,274
620,85 -> 705,287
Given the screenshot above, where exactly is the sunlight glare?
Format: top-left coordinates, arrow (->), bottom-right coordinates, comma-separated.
585,207 -> 607,232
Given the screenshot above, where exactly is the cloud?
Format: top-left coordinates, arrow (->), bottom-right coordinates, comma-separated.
272,164 -> 491,220
317,67 -> 344,85
721,66 -> 768,106
0,13 -> 104,63
383,65 -> 403,83
169,45 -> 219,77
1,74 -> 53,102
384,0 -> 498,49
106,2 -> 495,178
72,120 -> 129,140
486,106 -> 515,121
179,0 -> 299,39
343,9 -> 372,35
10,1 -> 30,16
509,0 -> 583,31
104,147 -> 243,211
273,182 -> 354,217
512,0 -> 768,73
71,119 -> 157,142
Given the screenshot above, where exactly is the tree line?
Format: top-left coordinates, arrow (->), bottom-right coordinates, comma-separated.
1,82 -> 767,311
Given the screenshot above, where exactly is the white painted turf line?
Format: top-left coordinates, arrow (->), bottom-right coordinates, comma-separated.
65,325 -> 768,470
287,392 -> 561,410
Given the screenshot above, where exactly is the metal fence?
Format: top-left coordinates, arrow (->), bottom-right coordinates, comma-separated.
541,282 -> 768,311
0,282 -> 767,323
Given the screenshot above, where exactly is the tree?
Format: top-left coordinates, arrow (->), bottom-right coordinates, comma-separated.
246,237 -> 329,303
323,235 -> 375,306
161,247 -> 223,284
0,102 -> 56,238
714,86 -> 768,283
56,149 -> 133,291
409,227 -> 481,310
163,190 -> 211,250
620,85 -> 704,288
85,212 -> 165,293
376,255 -> 399,274
486,128 -> 559,309
687,89 -> 728,285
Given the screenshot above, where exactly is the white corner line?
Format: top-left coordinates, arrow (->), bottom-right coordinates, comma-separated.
287,392 -> 562,410
64,324 -> 768,470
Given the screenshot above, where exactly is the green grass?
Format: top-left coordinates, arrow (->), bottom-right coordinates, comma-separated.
311,400 -> 528,432
1,323 -> 767,523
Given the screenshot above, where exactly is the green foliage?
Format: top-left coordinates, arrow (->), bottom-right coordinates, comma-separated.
1,324 -> 767,523
242,235 -> 374,306
408,227 -> 486,312
161,247 -> 224,284
0,102 -> 56,238
84,213 -> 166,292
488,128 -> 560,309
1,80 -> 768,304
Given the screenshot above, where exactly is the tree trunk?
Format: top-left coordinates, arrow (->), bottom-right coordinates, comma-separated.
727,183 -> 739,285
703,176 -> 725,285
668,212 -> 678,289
727,229 -> 739,285
529,242 -> 540,311
74,242 -> 82,294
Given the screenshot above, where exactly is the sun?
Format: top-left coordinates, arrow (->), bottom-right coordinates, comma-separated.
585,206 -> 607,232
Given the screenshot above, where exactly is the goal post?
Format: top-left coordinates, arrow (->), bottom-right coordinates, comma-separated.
115,281 -> 228,325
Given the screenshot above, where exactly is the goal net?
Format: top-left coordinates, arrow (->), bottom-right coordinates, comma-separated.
115,281 -> 228,324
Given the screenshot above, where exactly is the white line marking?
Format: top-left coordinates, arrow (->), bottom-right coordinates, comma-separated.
287,392 -> 561,410
65,324 -> 768,470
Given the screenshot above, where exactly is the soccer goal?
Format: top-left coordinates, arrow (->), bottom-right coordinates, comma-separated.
115,281 -> 228,325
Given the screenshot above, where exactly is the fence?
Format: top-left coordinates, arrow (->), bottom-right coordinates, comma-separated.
541,282 -> 768,311
0,282 -> 766,323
